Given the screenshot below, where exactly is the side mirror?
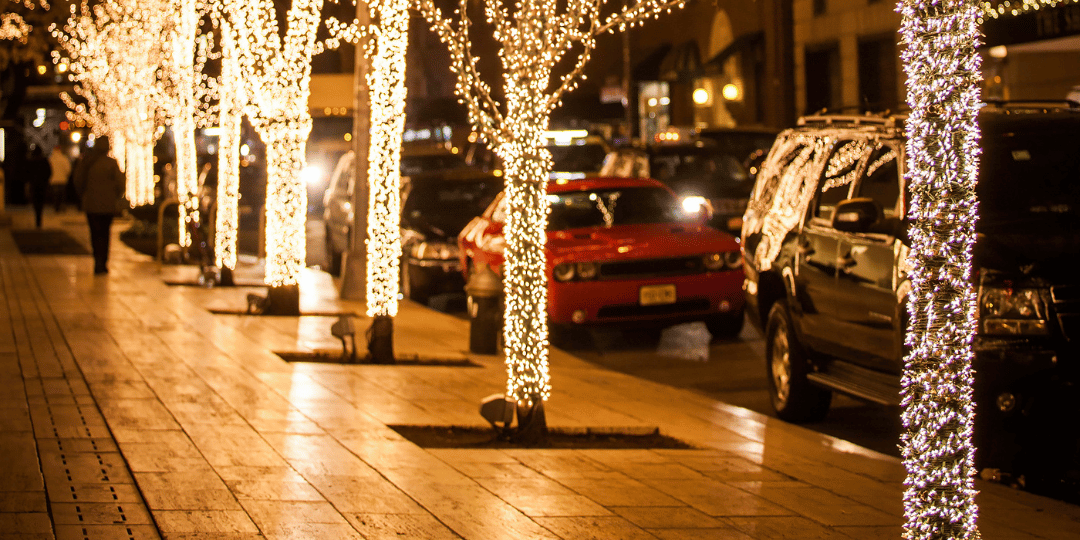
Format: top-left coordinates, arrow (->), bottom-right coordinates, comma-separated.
831,197 -> 880,233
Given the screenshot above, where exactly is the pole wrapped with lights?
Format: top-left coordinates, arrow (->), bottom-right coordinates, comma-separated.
898,0 -> 982,537
54,0 -> 164,208
225,0 -> 325,301
214,14 -> 244,277
328,0 -> 408,321
327,0 -> 409,363
417,0 -> 685,436
157,0 -> 205,247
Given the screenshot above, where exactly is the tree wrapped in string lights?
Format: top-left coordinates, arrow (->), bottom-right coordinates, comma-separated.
417,0 -> 684,439
54,0 -> 164,207
157,0 -> 208,248
212,12 -> 245,285
225,0 -> 326,312
325,0 -> 409,363
897,0 -> 982,536
1,0 -> 47,42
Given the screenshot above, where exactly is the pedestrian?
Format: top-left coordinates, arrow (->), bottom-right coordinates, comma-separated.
48,144 -> 72,212
24,145 -> 52,229
73,136 -> 125,275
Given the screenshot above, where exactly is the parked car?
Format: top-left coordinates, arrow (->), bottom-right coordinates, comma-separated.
323,147 -> 482,279
741,104 -> 1080,492
458,176 -> 746,343
400,172 -> 502,303
599,140 -> 753,235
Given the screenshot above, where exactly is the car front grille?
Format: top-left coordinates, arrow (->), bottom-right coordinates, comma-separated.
598,256 -> 704,280
596,298 -> 712,319
1051,284 -> 1080,343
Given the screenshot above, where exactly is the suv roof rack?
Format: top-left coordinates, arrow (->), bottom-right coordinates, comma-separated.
796,112 -> 901,129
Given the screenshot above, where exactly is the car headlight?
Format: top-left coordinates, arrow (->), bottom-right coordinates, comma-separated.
553,262 -> 599,281
703,251 -> 741,271
681,195 -> 714,219
979,286 -> 1049,336
703,253 -> 724,271
724,251 -> 742,269
553,263 -> 575,282
576,262 -> 598,280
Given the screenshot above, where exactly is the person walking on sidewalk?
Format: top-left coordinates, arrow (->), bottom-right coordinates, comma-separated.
73,136 -> 125,275
24,146 -> 52,229
48,144 -> 72,212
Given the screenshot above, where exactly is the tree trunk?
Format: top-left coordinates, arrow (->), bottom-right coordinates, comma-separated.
498,116 -> 553,438
174,116 -> 198,247
262,122 -> 310,291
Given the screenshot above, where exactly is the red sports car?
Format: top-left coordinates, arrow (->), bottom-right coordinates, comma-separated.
457,176 -> 745,337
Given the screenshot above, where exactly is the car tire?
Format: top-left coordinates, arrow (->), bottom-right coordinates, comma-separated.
705,309 -> 745,340
765,301 -> 831,423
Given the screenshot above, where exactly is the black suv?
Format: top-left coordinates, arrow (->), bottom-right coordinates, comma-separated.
741,104 -> 1080,491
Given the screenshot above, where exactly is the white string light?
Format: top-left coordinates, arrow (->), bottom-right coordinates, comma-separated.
1,0 -> 47,42
54,0 -> 163,207
157,0 -> 204,246
214,15 -> 243,272
327,0 -> 409,318
225,0 -> 326,287
980,0 -> 1079,19
417,0 -> 686,407
898,0 -> 982,536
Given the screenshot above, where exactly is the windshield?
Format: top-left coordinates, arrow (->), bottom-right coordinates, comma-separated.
547,187 -> 683,230
978,126 -> 1080,233
404,179 -> 502,235
650,150 -> 752,198
400,154 -> 467,176
548,143 -> 608,173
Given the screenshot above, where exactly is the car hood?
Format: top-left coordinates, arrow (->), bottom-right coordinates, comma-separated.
547,223 -> 738,263
976,229 -> 1080,281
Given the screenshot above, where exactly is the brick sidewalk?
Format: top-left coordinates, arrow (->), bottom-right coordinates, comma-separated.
1,207 -> 1079,539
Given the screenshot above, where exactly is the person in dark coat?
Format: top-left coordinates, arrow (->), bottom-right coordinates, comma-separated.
73,136 -> 126,275
24,146 -> 52,229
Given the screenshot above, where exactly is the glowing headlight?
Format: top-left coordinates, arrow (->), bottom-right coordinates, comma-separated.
979,286 -> 1049,336
301,165 -> 324,186
553,263 -> 575,282
682,195 -> 708,214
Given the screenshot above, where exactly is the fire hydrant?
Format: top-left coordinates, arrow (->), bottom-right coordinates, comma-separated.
465,262 -> 503,355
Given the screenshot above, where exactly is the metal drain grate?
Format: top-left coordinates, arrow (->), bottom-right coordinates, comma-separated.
29,379 -> 158,539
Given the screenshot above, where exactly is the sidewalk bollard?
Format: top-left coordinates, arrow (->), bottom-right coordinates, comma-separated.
465,263 -> 502,355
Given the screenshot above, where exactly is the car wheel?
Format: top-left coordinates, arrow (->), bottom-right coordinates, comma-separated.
765,301 -> 831,423
705,309 -> 745,340
402,261 -> 431,305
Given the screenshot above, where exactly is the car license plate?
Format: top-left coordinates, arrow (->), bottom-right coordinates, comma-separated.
640,284 -> 676,306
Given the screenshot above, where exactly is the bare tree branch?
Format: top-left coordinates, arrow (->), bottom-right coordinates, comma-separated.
415,0 -> 504,145
596,0 -> 684,35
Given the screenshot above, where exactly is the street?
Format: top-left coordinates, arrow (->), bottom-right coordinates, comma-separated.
305,218 -> 904,460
